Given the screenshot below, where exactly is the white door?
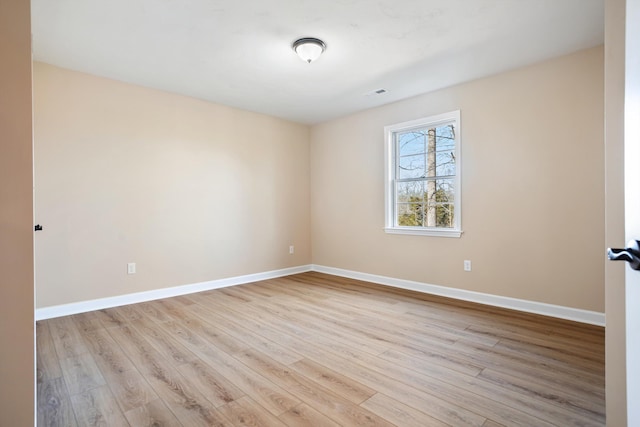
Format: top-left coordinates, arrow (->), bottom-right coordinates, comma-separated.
625,0 -> 640,423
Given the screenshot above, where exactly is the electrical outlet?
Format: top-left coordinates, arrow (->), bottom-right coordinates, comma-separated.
289,245 -> 295,254
127,262 -> 136,275
464,260 -> 472,272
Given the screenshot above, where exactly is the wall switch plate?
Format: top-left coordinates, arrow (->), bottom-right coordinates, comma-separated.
127,262 -> 136,274
464,260 -> 472,271
289,245 -> 295,254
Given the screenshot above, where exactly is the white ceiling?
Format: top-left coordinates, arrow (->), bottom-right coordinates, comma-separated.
31,0 -> 604,124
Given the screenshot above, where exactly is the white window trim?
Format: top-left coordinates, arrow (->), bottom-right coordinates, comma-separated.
384,110 -> 462,237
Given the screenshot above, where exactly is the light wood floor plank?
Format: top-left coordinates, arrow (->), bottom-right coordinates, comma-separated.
37,272 -> 605,426
58,352 -> 107,396
74,323 -> 159,413
291,356 -> 490,427
138,305 -> 301,417
95,308 -> 129,329
278,403 -> 342,427
184,301 -> 305,365
218,396 -> 287,427
477,368 -> 605,419
209,290 -> 557,426
280,352 -> 376,405
69,385 -> 129,427
176,359 -> 245,407
191,280 -> 575,425
72,311 -> 105,333
37,377 -> 77,427
106,324 -> 224,426
151,299 -> 250,355
124,399 -> 182,427
374,348 -> 603,426
451,339 -> 605,394
128,314 -> 199,366
233,348 -> 396,427
48,315 -> 90,359
37,321 -> 63,384
76,325 -> 136,376
103,369 -> 158,414
361,392 -> 450,427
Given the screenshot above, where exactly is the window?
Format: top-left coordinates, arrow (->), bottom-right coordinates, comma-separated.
384,111 -> 461,237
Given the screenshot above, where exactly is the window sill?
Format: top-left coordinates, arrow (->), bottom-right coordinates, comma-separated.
384,227 -> 463,238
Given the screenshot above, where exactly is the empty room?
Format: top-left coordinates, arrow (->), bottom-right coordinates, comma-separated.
2,0 -> 639,425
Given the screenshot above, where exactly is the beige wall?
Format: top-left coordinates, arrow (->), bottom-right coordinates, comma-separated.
604,0 -> 627,423
0,0 -> 35,424
311,47 -> 605,312
34,52 -> 608,316
34,63 -> 310,308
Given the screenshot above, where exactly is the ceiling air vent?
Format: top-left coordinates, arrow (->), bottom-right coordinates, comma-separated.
364,88 -> 388,97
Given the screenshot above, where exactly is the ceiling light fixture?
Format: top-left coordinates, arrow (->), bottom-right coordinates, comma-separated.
292,37 -> 326,63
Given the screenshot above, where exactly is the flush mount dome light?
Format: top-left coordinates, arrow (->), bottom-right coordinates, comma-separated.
292,37 -> 326,63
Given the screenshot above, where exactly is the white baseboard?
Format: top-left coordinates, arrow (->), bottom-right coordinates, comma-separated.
35,265 -> 312,321
35,263 -> 605,327
311,265 -> 606,327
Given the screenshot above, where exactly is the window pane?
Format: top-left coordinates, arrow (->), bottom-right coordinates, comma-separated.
398,154 -> 425,179
396,181 -> 425,203
436,137 -> 455,152
436,124 -> 455,148
397,203 -> 424,227
435,203 -> 455,228
435,179 -> 455,203
397,131 -> 426,156
435,150 -> 456,176
435,124 -> 455,176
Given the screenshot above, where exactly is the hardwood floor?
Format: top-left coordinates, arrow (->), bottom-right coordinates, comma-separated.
36,272 -> 605,426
